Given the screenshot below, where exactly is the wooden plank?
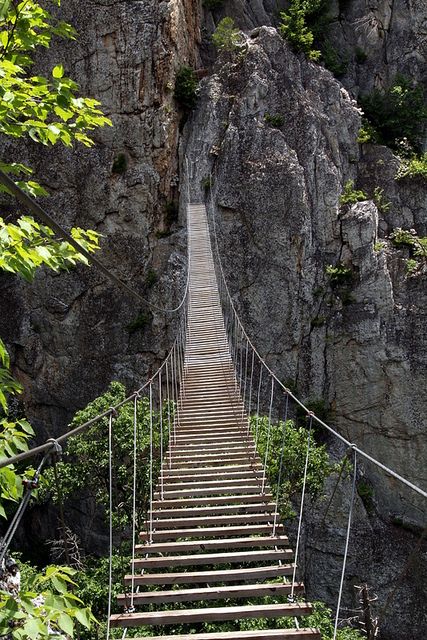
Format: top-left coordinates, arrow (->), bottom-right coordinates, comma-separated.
135,535 -> 290,555
132,549 -> 293,568
110,602 -> 312,627
116,581 -> 304,606
159,472 -> 263,484
123,630 -> 320,640
150,503 -> 276,517
162,464 -> 262,476
151,494 -> 273,508
123,563 -> 295,585
151,513 -> 278,528
153,485 -> 262,499
139,524 -> 283,541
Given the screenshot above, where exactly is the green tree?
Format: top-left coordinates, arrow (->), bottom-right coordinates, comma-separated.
360,75 -> 427,152
212,17 -> 241,53
0,1 -> 111,636
279,0 -> 323,61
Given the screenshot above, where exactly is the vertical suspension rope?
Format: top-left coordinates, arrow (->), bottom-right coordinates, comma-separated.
261,377 -> 275,493
129,393 -> 139,611
172,344 -> 179,444
273,393 -> 289,536
149,381 -> 154,544
333,449 -> 358,640
159,371 -> 164,500
106,409 -> 114,640
254,363 -> 264,447
166,359 -> 172,470
291,414 -> 313,600
247,349 -> 255,435
242,338 -> 249,420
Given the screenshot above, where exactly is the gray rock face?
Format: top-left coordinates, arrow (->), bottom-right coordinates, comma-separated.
182,27 -> 426,639
2,2 -> 426,637
1,0 -> 200,437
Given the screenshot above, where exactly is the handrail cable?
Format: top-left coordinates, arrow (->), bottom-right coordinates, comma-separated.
206,166 -> 427,500
0,314 -> 187,470
0,169 -> 190,315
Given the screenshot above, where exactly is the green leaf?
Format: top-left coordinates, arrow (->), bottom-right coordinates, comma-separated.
57,612 -> 74,637
52,64 -> 64,78
23,618 -> 48,636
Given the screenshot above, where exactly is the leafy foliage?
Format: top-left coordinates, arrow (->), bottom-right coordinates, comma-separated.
396,152 -> 427,180
264,113 -> 284,128
0,216 -> 101,282
174,66 -> 198,110
0,2 -> 110,635
325,263 -> 353,285
372,186 -> 390,213
0,1 -> 111,152
251,415 -> 335,519
279,0 -> 333,62
357,119 -> 378,144
389,227 -> 427,275
0,565 -> 96,639
212,17 -> 241,53
42,382 -> 170,530
339,180 -> 367,206
360,75 -> 427,152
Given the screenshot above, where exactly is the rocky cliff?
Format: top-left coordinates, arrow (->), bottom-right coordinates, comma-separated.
182,23 -> 426,638
1,1 -> 426,638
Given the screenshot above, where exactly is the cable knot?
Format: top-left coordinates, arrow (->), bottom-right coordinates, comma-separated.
283,387 -> 291,395
133,390 -> 141,400
109,406 -> 118,418
46,438 -> 62,460
125,605 -> 136,614
23,477 -> 39,490
307,410 -> 315,418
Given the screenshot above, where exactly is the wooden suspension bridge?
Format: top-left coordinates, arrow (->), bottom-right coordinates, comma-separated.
109,204 -> 321,639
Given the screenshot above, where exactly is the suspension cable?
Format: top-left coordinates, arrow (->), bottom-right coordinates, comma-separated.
0,447 -> 51,566
106,409 -> 114,640
0,169 -> 190,315
129,393 -> 139,612
207,175 -> 427,500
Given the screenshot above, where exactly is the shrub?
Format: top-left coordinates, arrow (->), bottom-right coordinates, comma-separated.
357,119 -> 378,144
42,382 -> 170,529
321,40 -> 348,77
389,228 -> 427,274
279,1 -> 321,60
372,186 -> 391,213
127,311 -> 150,334
355,47 -> 368,63
326,263 -> 353,285
360,75 -> 427,151
145,268 -> 158,288
396,153 -> 427,180
339,179 -> 367,205
264,113 -> 284,128
111,152 -> 127,174
212,17 -> 241,53
201,175 -> 212,192
279,0 -> 333,62
251,415 -> 335,519
174,66 -> 198,109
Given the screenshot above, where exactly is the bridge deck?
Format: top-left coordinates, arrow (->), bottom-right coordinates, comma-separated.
110,204 -> 320,639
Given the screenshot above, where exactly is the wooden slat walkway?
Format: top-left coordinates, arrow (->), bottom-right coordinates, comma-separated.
110,204 -> 320,639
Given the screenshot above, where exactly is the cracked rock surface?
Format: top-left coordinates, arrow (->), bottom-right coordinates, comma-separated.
183,27 -> 426,639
